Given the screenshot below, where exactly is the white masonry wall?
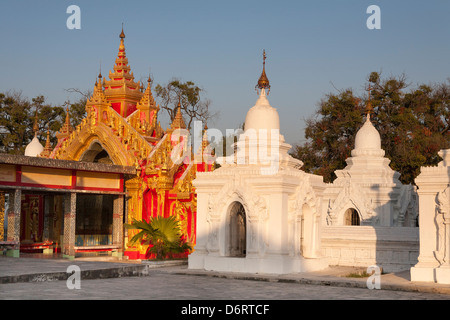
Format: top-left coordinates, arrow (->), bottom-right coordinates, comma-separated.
321,226 -> 419,273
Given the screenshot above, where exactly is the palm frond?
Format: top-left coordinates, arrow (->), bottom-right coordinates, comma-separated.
125,216 -> 192,259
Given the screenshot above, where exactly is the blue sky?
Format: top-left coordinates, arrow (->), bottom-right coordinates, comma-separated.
1,1 -> 450,145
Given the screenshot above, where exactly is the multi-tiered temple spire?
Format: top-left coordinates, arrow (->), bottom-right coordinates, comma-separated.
170,101 -> 187,130
137,76 -> 159,120
102,26 -> 143,117
55,107 -> 73,145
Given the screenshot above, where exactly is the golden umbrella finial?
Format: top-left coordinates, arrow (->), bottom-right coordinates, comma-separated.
366,83 -> 373,116
98,61 -> 102,79
256,49 -> 270,94
33,108 -> 39,136
119,23 -> 125,39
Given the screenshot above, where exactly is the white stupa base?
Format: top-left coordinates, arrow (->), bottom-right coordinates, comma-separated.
189,253 -> 328,275
411,263 -> 450,284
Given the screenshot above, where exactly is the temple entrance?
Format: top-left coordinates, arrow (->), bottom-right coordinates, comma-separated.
0,154 -> 131,259
227,202 -> 246,257
2,191 -> 121,257
17,193 -> 63,254
12,193 -> 115,254
20,194 -> 45,245
80,142 -> 113,164
75,194 -> 114,247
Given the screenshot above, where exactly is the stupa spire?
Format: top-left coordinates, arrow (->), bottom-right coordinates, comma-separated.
117,25 -> 128,68
120,23 -> 125,39
39,128 -> 53,158
102,25 -> 143,117
256,50 -> 271,95
33,108 -> 39,137
366,83 -> 373,119
55,107 -> 73,144
171,101 -> 186,130
136,73 -> 159,121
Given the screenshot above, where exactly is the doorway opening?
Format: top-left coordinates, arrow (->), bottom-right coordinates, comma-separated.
227,202 -> 246,257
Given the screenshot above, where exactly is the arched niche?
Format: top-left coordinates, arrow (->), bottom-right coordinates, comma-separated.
79,141 -> 113,164
344,208 -> 361,226
226,201 -> 246,257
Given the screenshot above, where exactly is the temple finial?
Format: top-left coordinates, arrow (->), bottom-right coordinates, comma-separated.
256,49 -> 270,95
33,108 -> 39,136
171,101 -> 186,130
98,61 -> 102,79
65,107 -> 71,126
366,83 -> 373,116
120,23 -> 125,39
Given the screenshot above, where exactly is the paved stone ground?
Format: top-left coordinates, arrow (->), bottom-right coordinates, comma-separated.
1,255 -> 449,303
1,268 -> 449,301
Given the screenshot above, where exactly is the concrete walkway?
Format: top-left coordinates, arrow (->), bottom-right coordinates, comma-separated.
0,255 -> 183,284
174,264 -> 450,296
0,255 -> 449,296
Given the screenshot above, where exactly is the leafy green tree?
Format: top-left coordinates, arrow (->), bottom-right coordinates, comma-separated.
64,88 -> 90,127
292,72 -> 450,184
0,92 -> 65,154
292,89 -> 364,182
154,79 -> 218,130
33,96 -> 65,145
0,92 -> 32,154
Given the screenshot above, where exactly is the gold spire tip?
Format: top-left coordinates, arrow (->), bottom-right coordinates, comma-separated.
366,83 -> 373,115
256,49 -> 270,92
120,23 -> 125,39
33,108 -> 39,134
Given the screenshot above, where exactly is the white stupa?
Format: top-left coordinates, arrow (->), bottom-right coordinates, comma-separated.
341,113 -> 400,183
244,91 -> 279,133
324,105 -> 418,227
24,135 -> 44,157
189,51 -> 328,274
218,51 -> 301,171
352,113 -> 384,157
24,116 -> 44,157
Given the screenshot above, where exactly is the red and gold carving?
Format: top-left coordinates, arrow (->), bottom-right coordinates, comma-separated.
44,28 -> 214,260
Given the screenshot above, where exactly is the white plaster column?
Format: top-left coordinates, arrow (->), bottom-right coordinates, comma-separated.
188,182 -> 212,269
266,191 -> 289,256
410,182 -> 442,281
435,208 -> 450,284
411,149 -> 450,283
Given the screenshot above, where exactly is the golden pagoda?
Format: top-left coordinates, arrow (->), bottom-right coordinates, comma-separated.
44,28 -> 214,260
102,27 -> 143,118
